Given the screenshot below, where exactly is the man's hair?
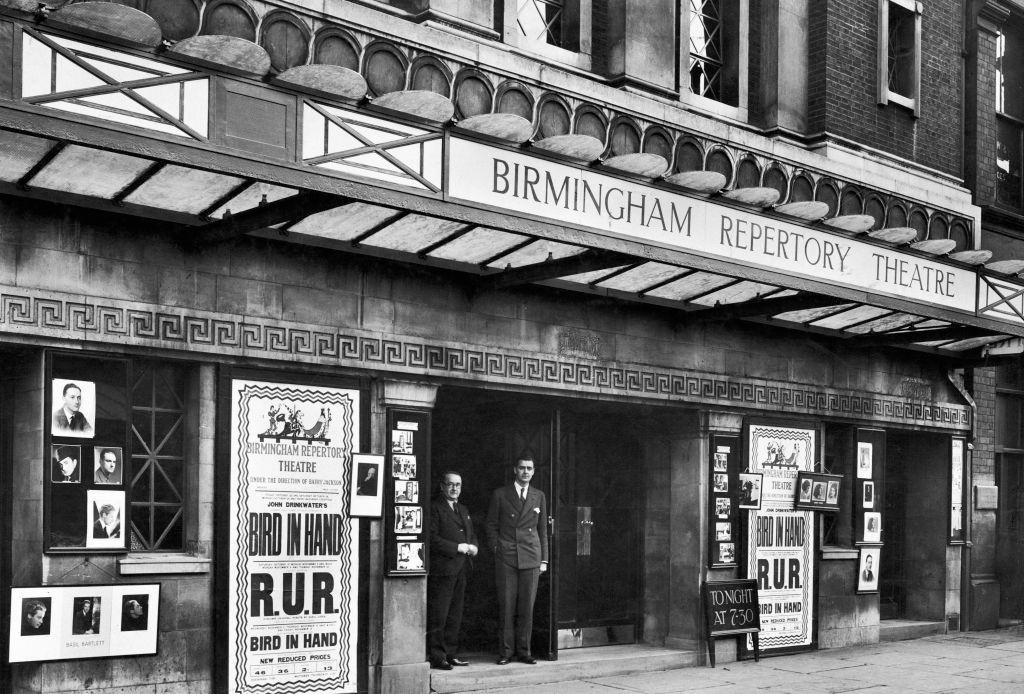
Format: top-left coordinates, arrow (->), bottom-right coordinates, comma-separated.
99,503 -> 116,516
514,458 -> 534,466
25,600 -> 46,616
101,449 -> 117,461
125,599 -> 141,612
62,382 -> 81,397
440,470 -> 462,481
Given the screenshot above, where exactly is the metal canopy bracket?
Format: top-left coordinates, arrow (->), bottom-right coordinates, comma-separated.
185,192 -> 346,248
848,326 -> 994,347
683,293 -> 849,323
478,250 -> 636,291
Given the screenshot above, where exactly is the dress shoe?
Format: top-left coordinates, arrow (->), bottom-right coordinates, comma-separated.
447,657 -> 469,667
495,657 -> 510,665
431,660 -> 453,670
517,655 -> 537,664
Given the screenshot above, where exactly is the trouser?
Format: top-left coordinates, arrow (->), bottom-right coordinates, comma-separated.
427,570 -> 466,664
494,563 -> 539,658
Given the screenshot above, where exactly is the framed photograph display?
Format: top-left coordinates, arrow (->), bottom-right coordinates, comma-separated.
349,453 -> 384,517
857,442 -> 873,479
9,584 -> 160,662
793,472 -> 842,512
737,472 -> 763,510
386,408 -> 430,576
857,546 -> 881,593
707,434 -> 739,568
863,512 -> 882,543
45,352 -> 129,553
862,481 -> 875,509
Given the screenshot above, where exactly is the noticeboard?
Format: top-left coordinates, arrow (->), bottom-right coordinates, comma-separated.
703,579 -> 760,636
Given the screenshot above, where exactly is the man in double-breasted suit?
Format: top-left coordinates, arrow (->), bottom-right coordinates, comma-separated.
428,471 -> 478,670
486,458 -> 548,665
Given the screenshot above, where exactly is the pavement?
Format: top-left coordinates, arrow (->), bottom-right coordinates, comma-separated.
454,626 -> 1024,694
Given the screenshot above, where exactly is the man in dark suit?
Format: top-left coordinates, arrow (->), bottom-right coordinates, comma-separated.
52,382 -> 93,435
486,458 -> 548,665
428,471 -> 477,670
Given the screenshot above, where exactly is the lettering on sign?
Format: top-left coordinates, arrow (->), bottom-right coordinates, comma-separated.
448,138 -> 976,313
704,579 -> 761,636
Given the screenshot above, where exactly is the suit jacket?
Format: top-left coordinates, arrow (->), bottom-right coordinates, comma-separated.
486,485 -> 548,570
430,498 -> 477,576
93,520 -> 120,539
53,409 -> 92,434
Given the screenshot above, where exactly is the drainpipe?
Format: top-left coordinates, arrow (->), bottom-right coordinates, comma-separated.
948,368 -> 975,632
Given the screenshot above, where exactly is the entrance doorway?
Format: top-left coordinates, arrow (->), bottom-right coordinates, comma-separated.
432,388 -> 643,659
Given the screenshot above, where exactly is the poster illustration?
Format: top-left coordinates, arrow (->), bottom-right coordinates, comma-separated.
746,424 -> 815,652
228,380 -> 360,694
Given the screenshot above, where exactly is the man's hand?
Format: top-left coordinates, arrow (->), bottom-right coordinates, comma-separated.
466,544 -> 478,557
539,561 -> 548,573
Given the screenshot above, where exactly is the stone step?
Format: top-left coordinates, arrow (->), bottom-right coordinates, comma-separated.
429,645 -> 701,693
879,619 -> 946,642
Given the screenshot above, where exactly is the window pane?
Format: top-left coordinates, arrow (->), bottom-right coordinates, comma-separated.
887,4 -> 915,98
999,16 -> 1024,120
997,395 -> 1023,449
689,0 -> 739,106
997,116 -> 1023,209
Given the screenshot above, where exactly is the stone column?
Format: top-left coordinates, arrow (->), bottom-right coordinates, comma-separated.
758,0 -> 810,134
604,0 -> 677,94
371,380 -> 438,694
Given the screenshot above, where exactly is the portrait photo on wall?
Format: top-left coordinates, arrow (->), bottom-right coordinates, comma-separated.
348,453 -> 384,518
51,444 -> 81,484
70,596 -> 101,635
718,542 -> 735,564
93,447 -> 123,485
716,497 -> 731,519
714,452 -> 728,471
391,428 -> 413,454
857,441 -> 873,479
119,594 -> 149,632
394,505 -> 423,534
713,473 -> 728,492
86,489 -> 125,550
857,546 -> 881,593
392,454 -> 417,480
20,596 -> 51,636
862,481 -> 875,509
51,378 -> 96,439
395,480 -> 419,504
863,511 -> 882,543
737,472 -> 763,509
794,472 -> 842,511
715,522 -> 732,541
395,541 -> 424,571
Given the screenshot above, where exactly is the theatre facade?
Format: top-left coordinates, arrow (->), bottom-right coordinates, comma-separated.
0,1 -> 1018,693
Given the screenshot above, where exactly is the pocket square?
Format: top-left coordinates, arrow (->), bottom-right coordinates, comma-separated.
533,507 -> 540,514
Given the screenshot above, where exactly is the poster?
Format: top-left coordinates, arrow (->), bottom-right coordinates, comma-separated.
228,380 -> 360,694
746,424 -> 815,652
950,438 -> 964,539
9,584 -> 160,662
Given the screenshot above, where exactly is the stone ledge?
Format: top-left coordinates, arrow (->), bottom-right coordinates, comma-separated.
118,553 -> 211,575
820,546 -> 859,561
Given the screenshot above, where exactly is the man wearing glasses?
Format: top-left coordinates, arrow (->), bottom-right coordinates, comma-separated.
427,471 -> 478,670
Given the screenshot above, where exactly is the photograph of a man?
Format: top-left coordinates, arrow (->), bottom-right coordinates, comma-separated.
51,379 -> 95,438
355,463 -> 378,496
857,547 -> 880,592
51,444 -> 81,483
71,596 -> 100,635
94,447 -> 122,485
486,458 -> 548,665
396,542 -> 423,571
21,598 -> 50,636
428,471 -> 478,670
120,596 -> 148,632
93,503 -> 121,539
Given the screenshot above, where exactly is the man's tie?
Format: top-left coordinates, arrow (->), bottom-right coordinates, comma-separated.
520,486 -> 527,506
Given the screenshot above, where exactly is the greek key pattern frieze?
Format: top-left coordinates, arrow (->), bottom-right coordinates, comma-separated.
0,293 -> 969,428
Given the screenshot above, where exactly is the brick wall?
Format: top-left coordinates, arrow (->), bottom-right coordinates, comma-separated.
809,0 -> 963,177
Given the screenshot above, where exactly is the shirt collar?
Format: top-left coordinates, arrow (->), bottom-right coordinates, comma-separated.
515,482 -> 528,495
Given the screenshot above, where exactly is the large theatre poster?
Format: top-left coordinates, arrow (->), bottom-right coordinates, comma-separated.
746,424 -> 815,652
228,380 -> 360,694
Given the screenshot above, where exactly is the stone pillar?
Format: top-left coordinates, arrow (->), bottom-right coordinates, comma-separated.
394,0 -> 499,39
10,352 -> 45,694
642,409 -> 739,652
371,380 -> 438,694
758,0 -> 810,134
604,0 -> 677,94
